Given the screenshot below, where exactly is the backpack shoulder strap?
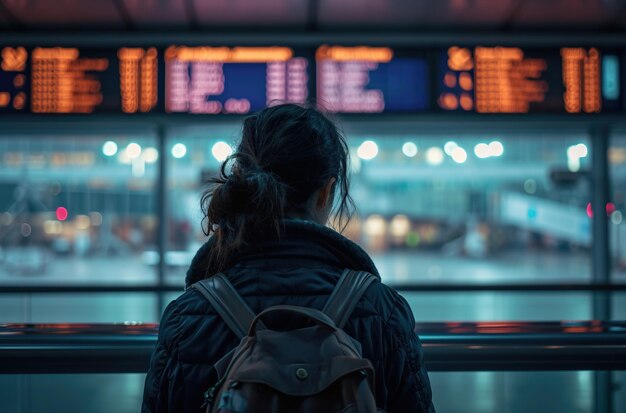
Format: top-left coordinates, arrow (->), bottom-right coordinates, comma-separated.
191,273 -> 256,340
322,269 -> 377,329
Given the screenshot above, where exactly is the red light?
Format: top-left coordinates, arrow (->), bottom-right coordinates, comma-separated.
586,202 -> 616,218
56,207 -> 68,221
607,203 -> 616,215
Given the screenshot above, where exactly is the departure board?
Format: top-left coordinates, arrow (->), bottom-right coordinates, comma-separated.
164,46 -> 308,114
438,46 -> 622,113
316,46 -> 429,113
0,46 -> 158,114
0,44 -> 623,116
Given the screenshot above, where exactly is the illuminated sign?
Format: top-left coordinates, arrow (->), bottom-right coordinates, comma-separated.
439,46 -> 620,114
316,45 -> 429,113
0,46 -> 159,114
164,46 -> 308,114
0,44 -> 622,115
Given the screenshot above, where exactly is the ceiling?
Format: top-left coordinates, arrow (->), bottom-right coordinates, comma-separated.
0,0 -> 625,31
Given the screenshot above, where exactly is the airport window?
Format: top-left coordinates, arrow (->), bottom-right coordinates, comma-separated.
0,127 -> 612,324
344,132 -> 593,284
164,128 -> 594,286
0,134 -> 158,286
165,126 -> 240,284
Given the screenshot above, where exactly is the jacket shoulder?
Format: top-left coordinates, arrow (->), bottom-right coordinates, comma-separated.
358,278 -> 410,325
158,288 -> 236,364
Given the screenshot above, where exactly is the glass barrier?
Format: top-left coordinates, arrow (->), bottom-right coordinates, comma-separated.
429,371 -> 593,413
0,133 -> 158,286
613,293 -> 626,320
1,290 -> 621,324
165,125 -> 241,283
0,374 -> 145,413
165,127 -> 593,285
0,293 -> 160,323
610,132 -> 626,282
616,371 -> 626,413
345,132 -> 592,284
3,372 -> 620,413
401,291 -> 593,322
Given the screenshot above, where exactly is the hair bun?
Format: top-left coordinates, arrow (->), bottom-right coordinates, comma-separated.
220,168 -> 287,214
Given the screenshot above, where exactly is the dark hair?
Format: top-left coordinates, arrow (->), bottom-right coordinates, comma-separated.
200,104 -> 354,274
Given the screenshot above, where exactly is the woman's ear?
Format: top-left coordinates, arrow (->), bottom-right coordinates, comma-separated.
316,177 -> 337,209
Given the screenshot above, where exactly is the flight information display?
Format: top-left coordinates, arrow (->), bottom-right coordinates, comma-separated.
164,46 -> 308,114
0,44 -> 623,115
438,46 -> 622,113
0,46 -> 158,114
316,46 -> 429,113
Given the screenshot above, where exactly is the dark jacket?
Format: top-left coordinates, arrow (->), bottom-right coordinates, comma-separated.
142,220 -> 435,413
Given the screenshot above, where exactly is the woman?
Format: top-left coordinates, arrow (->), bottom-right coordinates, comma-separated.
142,104 -> 435,413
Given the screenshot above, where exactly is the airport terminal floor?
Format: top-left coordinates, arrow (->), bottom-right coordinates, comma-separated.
2,1 -> 626,412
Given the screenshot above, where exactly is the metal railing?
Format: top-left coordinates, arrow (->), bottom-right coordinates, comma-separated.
1,282 -> 626,293
1,321 -> 625,374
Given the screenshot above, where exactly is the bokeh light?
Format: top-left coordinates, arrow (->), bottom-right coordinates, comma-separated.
102,141 -> 118,157
451,147 -> 468,163
56,207 -> 68,221
426,147 -> 444,165
402,142 -> 418,158
171,143 -> 187,159
126,143 -> 142,159
212,141 -> 233,162
143,147 -> 159,163
357,140 -> 379,161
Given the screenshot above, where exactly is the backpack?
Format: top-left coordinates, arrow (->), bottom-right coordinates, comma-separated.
191,269 -> 380,413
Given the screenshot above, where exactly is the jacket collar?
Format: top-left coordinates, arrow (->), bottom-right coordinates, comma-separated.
185,219 -> 380,287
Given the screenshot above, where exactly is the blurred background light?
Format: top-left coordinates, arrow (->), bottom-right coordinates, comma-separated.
474,143 -> 490,158
143,147 -> 159,163
75,215 -> 91,230
425,147 -> 444,165
171,143 -> 187,159
567,143 -> 588,159
364,214 -> 386,236
390,214 -> 411,237
43,220 -> 63,235
612,210 -> 623,225
56,207 -> 68,221
444,141 -> 458,156
126,143 -> 142,159
357,140 -> 379,160
402,142 -> 418,157
102,141 -> 118,157
211,141 -> 233,162
451,146 -> 468,163
488,141 -> 504,157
